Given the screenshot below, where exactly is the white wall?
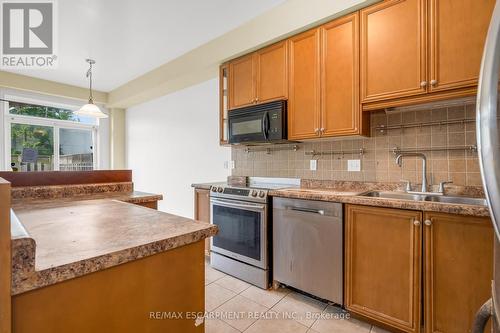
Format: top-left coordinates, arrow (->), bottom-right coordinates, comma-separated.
126,78 -> 231,218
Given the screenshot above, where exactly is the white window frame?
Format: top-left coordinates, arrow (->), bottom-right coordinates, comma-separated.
2,94 -> 100,171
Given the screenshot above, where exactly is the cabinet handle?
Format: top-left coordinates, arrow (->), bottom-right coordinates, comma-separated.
420,81 -> 427,87
413,219 -> 421,226
424,219 -> 432,226
430,80 -> 438,86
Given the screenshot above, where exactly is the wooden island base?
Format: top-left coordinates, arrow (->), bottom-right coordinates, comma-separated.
12,241 -> 205,333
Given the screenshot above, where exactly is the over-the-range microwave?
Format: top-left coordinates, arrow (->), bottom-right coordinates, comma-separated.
228,100 -> 288,144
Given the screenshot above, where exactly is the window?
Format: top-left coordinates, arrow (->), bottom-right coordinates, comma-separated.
5,100 -> 98,172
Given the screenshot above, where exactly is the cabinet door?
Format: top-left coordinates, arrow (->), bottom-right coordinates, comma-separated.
219,64 -> 229,145
194,188 -> 211,256
360,0 -> 427,103
287,28 -> 321,140
345,205 -> 422,333
424,212 -> 493,333
321,13 -> 360,137
229,54 -> 255,109
429,0 -> 496,92
256,41 -> 288,104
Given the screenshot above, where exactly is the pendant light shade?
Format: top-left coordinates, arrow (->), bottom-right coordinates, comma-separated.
75,59 -> 108,119
77,102 -> 108,118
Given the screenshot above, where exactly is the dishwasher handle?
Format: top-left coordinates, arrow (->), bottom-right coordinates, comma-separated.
287,207 -> 325,215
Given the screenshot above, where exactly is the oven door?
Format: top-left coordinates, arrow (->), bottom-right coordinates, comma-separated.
210,197 -> 267,269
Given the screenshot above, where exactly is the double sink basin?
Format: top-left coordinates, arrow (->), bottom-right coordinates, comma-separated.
360,191 -> 487,206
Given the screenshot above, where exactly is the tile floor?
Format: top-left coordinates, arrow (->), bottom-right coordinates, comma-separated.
205,263 -> 390,333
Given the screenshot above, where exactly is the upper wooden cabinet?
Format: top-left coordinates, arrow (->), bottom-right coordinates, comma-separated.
361,0 -> 496,109
229,54 -> 255,109
288,28 -> 321,140
423,212 -> 493,333
288,16 -> 368,141
228,41 -> 288,110
321,13 -> 363,137
360,0 -> 427,103
345,205 -> 422,333
428,0 -> 496,92
256,41 -> 288,104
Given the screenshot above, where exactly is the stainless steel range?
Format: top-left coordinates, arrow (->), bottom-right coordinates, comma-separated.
209,178 -> 299,289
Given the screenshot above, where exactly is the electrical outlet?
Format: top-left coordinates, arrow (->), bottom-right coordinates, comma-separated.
310,159 -> 317,171
223,161 -> 229,169
348,159 -> 361,172
230,160 -> 235,169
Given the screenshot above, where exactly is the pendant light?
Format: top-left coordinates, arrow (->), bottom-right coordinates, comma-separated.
75,59 -> 108,118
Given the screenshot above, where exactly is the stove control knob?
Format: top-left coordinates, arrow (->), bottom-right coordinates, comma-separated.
217,187 -> 223,193
251,190 -> 258,197
211,187 -> 217,192
258,190 -> 266,198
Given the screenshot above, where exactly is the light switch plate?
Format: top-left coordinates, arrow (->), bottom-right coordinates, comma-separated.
310,160 -> 317,171
230,160 -> 235,169
348,159 -> 361,172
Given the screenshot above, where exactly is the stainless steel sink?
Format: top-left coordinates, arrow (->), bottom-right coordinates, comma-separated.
360,191 -> 487,206
423,195 -> 487,206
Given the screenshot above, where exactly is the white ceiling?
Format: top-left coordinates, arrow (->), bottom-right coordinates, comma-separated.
3,0 -> 286,92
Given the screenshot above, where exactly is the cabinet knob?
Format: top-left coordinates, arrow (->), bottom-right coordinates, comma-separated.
413,219 -> 421,226
420,81 -> 427,87
255,97 -> 259,102
424,219 -> 432,226
430,80 -> 438,86
320,128 -> 325,133
315,128 -> 320,134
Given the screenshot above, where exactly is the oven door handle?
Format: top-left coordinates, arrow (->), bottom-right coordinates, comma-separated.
211,198 -> 266,211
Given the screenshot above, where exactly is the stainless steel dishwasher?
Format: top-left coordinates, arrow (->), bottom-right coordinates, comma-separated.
273,197 -> 343,305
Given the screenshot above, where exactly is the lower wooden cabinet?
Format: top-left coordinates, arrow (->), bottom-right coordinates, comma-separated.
345,205 -> 493,333
424,212 -> 493,333
194,188 -> 211,256
345,205 -> 422,332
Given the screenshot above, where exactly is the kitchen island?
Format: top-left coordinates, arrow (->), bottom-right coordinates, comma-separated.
3,171 -> 217,333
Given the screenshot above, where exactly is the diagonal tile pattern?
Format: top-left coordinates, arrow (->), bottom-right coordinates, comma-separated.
204,261 -> 388,333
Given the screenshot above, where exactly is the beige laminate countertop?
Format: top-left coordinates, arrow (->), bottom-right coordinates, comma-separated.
191,181 -> 489,217
268,187 -> 490,217
11,198 -> 217,295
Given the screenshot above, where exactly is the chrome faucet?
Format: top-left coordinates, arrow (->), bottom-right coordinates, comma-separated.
395,152 -> 428,193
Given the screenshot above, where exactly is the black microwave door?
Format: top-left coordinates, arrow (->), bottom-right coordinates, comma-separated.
229,112 -> 267,144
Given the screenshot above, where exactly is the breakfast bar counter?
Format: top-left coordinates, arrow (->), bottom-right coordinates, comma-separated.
11,198 -> 217,295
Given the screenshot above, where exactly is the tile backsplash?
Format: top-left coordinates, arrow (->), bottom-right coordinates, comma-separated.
231,103 -> 484,187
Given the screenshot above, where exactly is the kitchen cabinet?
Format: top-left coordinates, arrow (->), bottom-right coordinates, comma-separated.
219,64 -> 229,145
228,41 -> 288,110
194,188 -> 211,256
345,205 -> 422,333
287,28 -> 321,140
255,41 -> 288,104
423,212 -> 493,333
321,13 -> 368,138
360,0 -> 427,104
229,54 -> 254,109
346,205 -> 494,333
361,0 -> 495,110
429,0 -> 495,92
